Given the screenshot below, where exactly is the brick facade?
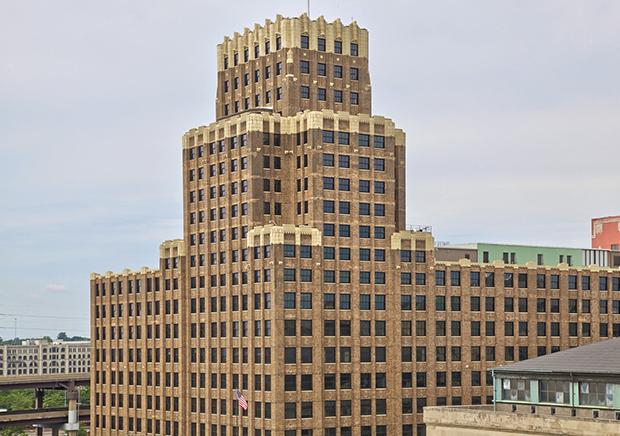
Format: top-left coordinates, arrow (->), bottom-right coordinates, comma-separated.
90,13 -> 620,436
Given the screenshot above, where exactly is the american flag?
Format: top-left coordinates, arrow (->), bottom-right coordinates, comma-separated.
234,389 -> 248,410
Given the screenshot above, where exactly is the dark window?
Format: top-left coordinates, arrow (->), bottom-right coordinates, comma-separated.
350,42 -> 358,56
301,34 -> 309,49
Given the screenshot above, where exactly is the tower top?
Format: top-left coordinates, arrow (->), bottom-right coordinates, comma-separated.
217,14 -> 368,71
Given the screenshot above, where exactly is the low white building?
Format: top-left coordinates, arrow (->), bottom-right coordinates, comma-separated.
0,339 -> 90,376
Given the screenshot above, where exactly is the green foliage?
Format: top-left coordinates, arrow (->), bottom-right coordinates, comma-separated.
80,387 -> 90,405
0,428 -> 27,436
0,390 -> 34,410
0,334 -> 89,346
0,387 -> 89,434
44,390 -> 66,408
0,338 -> 21,346
57,332 -> 89,342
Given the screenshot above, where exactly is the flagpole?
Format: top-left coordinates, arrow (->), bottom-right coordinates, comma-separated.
237,389 -> 240,435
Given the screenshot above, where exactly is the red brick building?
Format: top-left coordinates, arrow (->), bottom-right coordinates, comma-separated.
592,215 -> 620,250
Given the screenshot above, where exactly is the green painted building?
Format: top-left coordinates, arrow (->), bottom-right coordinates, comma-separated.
476,242 -> 584,267
439,242 -> 614,267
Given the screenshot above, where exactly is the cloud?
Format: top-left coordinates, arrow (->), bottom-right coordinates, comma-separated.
44,284 -> 67,293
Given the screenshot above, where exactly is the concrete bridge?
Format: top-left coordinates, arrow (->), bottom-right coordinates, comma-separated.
0,373 -> 90,435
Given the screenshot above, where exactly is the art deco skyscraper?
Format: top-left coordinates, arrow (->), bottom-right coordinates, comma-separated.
91,13 -> 620,436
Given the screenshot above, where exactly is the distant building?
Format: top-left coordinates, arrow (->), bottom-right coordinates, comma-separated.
0,339 -> 90,377
593,215 -> 620,251
424,338 -> 620,435
437,242 -> 619,268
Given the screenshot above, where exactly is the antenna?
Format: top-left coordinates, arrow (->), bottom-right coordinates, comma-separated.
307,0 -> 310,17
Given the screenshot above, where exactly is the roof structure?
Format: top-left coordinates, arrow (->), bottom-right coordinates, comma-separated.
494,338 -> 620,376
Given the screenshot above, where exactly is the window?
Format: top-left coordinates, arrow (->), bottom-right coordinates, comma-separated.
317,62 -> 327,76
338,131 -> 350,145
407,249 -> 422,263
582,275 -> 591,291
334,40 -> 342,54
318,88 -> 327,101
451,271 -> 461,286
350,42 -> 358,56
334,64 -> 343,78
300,60 -> 310,74
339,155 -> 350,168
485,272 -> 495,287
359,157 -> 370,170
323,153 -> 335,167
568,275 -> 578,289
373,136 -> 385,149
301,86 -> 310,99
579,382 -> 614,407
284,293 -> 296,309
435,270 -> 446,286
502,379 -> 531,401
350,67 -> 359,80
301,34 -> 309,49
323,177 -> 335,190
283,268 -> 296,282
350,92 -> 359,105
323,130 -> 335,143
318,37 -> 326,51
334,89 -> 343,103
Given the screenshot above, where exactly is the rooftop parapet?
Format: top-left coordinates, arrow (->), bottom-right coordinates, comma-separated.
217,14 -> 368,71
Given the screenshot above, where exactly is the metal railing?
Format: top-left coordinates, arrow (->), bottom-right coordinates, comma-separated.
406,224 -> 432,233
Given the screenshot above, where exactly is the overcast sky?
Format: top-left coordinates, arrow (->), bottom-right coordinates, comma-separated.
1,0 -> 619,337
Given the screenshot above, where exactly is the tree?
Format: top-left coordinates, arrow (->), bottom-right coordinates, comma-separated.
0,390 -> 34,410
57,332 -> 68,341
0,428 -> 27,436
